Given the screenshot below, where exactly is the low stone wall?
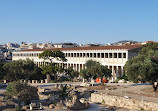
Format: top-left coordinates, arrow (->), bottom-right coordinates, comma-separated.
91,93 -> 158,111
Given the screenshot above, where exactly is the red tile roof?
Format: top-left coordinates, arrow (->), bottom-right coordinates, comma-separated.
18,45 -> 142,52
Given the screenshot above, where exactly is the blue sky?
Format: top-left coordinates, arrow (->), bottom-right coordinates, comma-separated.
0,0 -> 158,44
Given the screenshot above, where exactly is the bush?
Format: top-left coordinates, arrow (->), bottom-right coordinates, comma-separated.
6,81 -> 39,105
117,74 -> 128,81
14,107 -> 26,111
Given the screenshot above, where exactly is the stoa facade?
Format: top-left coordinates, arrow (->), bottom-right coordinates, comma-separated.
12,45 -> 142,81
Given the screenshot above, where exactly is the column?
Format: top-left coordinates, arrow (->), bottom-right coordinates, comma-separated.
117,52 -> 119,62
121,66 -> 124,77
108,65 -> 110,69
108,53 -> 109,62
70,63 -> 72,68
112,66 -> 114,82
79,64 -> 81,72
116,66 -> 119,77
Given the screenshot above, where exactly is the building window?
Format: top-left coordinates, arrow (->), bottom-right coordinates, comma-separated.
101,53 -> 104,58
71,53 -> 73,57
80,53 -> 82,57
118,53 -> 122,58
114,53 -> 117,58
83,53 -> 86,57
77,53 -> 79,57
123,53 -> 126,58
109,53 -> 112,58
94,53 -> 96,58
87,53 -> 89,57
74,53 -> 76,57
90,53 -> 92,58
105,53 -> 108,58
97,53 -> 100,58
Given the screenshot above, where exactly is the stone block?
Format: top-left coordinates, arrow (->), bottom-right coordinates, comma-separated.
45,79 -> 48,83
41,80 -> 44,83
32,80 -> 35,83
3,80 -> 7,83
28,80 -> 31,83
49,104 -> 55,109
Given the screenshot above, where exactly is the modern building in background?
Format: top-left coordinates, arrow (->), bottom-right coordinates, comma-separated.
53,43 -> 79,48
12,45 -> 142,81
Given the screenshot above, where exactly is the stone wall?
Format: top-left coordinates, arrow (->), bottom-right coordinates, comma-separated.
91,93 -> 158,111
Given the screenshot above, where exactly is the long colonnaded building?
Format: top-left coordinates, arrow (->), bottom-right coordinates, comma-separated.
12,45 -> 142,81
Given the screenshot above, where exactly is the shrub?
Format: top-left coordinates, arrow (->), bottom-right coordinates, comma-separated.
6,81 -> 39,105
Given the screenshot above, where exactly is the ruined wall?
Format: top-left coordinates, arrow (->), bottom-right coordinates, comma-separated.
91,93 -> 158,111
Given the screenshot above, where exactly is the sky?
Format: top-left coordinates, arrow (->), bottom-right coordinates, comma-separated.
0,0 -> 158,44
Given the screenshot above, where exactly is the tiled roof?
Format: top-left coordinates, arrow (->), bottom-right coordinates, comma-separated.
18,45 -> 142,52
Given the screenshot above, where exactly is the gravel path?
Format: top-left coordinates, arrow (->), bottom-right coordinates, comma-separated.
98,83 -> 158,103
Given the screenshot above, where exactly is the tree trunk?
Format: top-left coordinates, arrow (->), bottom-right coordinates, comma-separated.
46,74 -> 51,83
54,74 -> 57,82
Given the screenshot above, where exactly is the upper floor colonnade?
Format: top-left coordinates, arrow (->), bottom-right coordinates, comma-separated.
13,52 -> 127,59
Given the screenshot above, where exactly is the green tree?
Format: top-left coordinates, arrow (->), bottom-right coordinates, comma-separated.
39,49 -> 67,63
3,59 -> 42,81
97,65 -> 112,83
6,81 -> 39,105
125,42 -> 158,91
139,42 -> 158,56
0,63 -> 5,80
39,49 -> 67,82
41,64 -> 58,82
80,60 -> 112,84
65,67 -> 79,81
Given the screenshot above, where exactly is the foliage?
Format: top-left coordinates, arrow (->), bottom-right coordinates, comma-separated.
125,42 -> 158,91
57,76 -> 70,82
59,85 -> 72,100
41,64 -> 57,75
117,74 -> 128,81
14,107 -> 26,111
125,54 -> 158,83
0,63 -> 5,80
139,42 -> 158,56
3,59 -> 42,81
29,66 -> 45,80
65,67 -> 79,81
80,69 -> 90,81
39,50 -> 67,82
39,49 -> 67,63
80,60 -> 112,84
6,81 -> 39,105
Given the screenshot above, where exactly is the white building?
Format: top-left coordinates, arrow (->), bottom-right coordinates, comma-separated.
54,43 -> 79,48
12,45 -> 142,81
20,43 -> 36,50
6,43 -> 20,50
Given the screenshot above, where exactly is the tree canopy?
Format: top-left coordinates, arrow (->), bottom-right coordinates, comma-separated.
39,49 -> 67,63
3,59 -> 43,81
6,81 -> 39,105
125,55 -> 158,83
39,49 -> 67,82
125,42 -> 158,91
80,60 -> 112,83
65,67 -> 79,81
0,63 -> 5,80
